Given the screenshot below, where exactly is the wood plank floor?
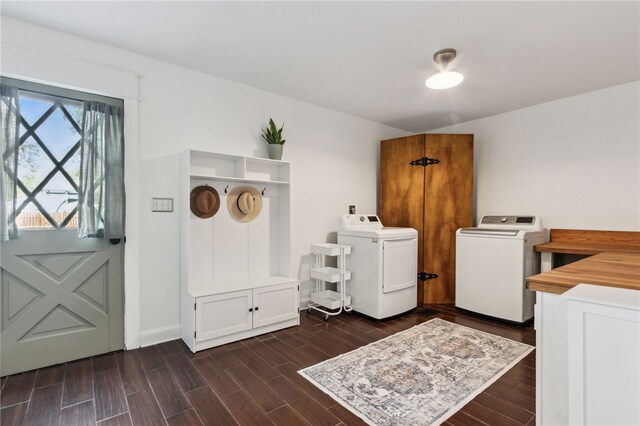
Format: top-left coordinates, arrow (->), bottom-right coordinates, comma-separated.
1,305 -> 536,425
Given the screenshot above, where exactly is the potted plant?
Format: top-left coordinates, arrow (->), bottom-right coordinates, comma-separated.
261,118 -> 286,160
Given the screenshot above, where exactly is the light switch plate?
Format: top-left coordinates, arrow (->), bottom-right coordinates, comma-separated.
152,197 -> 173,212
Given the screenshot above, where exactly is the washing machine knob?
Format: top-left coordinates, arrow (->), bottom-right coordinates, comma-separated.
500,216 -> 508,223
360,216 -> 365,222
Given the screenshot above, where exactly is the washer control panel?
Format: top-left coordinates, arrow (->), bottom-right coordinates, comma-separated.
478,215 -> 542,230
340,214 -> 383,230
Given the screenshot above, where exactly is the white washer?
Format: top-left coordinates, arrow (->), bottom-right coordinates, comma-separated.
455,215 -> 546,323
337,214 -> 418,320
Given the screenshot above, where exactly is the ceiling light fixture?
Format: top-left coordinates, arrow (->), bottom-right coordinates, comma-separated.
425,48 -> 464,90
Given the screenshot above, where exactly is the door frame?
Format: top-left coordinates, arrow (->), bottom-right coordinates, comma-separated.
2,44 -> 142,349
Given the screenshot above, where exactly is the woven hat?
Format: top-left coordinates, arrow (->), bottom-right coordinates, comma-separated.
227,186 -> 262,222
190,185 -> 220,218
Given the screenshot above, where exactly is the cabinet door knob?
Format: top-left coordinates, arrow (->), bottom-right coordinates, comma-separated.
249,308 -> 253,312
254,306 -> 259,311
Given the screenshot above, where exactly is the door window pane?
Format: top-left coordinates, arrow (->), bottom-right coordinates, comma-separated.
19,96 -> 54,125
6,78 -> 121,232
36,104 -> 82,161
15,94 -> 82,229
18,137 -> 53,192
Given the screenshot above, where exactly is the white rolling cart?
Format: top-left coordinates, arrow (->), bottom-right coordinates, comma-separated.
307,243 -> 353,321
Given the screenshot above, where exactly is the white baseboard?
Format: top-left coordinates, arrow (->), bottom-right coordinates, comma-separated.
139,324 -> 181,348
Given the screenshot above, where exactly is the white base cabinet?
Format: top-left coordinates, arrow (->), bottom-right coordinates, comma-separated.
535,291 -> 569,425
187,280 -> 299,352
565,285 -> 640,426
535,285 -> 640,426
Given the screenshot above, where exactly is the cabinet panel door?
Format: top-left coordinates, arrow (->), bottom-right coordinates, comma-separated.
196,290 -> 252,342
380,135 -> 425,300
423,134 -> 473,304
253,282 -> 298,328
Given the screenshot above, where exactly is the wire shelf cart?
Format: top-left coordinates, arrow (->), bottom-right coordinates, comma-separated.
307,243 -> 353,321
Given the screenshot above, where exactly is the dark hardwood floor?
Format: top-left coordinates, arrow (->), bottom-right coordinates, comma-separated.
1,305 -> 536,425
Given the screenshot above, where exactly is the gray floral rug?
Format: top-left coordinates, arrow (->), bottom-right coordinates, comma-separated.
298,318 -> 533,425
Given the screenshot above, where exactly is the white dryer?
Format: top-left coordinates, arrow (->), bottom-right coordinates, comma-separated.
337,215 -> 418,320
455,215 -> 546,323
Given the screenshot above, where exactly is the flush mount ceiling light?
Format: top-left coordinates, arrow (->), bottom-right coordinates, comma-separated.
425,48 -> 464,90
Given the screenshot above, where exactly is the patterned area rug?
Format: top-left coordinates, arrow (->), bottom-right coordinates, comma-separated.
298,318 -> 533,426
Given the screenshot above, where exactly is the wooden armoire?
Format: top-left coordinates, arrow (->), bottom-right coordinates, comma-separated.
379,134 -> 473,304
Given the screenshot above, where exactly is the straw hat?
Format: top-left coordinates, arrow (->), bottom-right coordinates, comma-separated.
190,185 -> 220,218
227,186 -> 262,222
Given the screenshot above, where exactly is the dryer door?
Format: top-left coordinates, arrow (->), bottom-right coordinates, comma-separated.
382,237 -> 418,293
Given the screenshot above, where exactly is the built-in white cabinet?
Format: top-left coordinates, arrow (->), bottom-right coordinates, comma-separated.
195,280 -> 299,347
180,150 -> 299,352
534,291 -> 569,425
565,284 -> 640,426
534,285 -> 640,426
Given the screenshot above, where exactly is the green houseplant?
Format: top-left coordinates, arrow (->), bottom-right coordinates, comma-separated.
261,118 -> 285,160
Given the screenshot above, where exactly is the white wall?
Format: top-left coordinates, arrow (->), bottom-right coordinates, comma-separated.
433,82 -> 640,231
1,17 -> 408,347
136,63 -> 406,343
5,16 -> 637,350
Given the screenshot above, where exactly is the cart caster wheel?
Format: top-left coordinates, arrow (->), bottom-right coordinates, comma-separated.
323,314 -> 329,322
306,308 -> 311,315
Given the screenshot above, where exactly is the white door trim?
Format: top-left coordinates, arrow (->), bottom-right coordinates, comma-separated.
123,96 -> 141,349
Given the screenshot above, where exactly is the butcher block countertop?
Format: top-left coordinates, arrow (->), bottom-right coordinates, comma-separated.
527,251 -> 640,294
535,229 -> 640,255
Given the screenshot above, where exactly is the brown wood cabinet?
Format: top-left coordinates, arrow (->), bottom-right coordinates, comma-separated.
379,134 -> 473,304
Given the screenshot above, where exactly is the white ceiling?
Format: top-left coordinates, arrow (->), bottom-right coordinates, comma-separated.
2,1 -> 639,132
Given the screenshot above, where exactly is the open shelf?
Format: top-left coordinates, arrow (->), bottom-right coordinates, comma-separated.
189,151 -> 244,179
245,157 -> 290,183
187,150 -> 290,184
189,174 -> 290,185
310,267 -> 351,283
310,290 -> 351,310
311,243 -> 351,256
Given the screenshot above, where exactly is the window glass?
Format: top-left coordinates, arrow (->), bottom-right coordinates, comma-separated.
19,96 -> 54,125
5,77 -> 122,231
15,92 -> 82,229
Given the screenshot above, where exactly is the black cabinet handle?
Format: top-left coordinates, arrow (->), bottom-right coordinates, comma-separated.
249,308 -> 253,312
254,307 -> 259,311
